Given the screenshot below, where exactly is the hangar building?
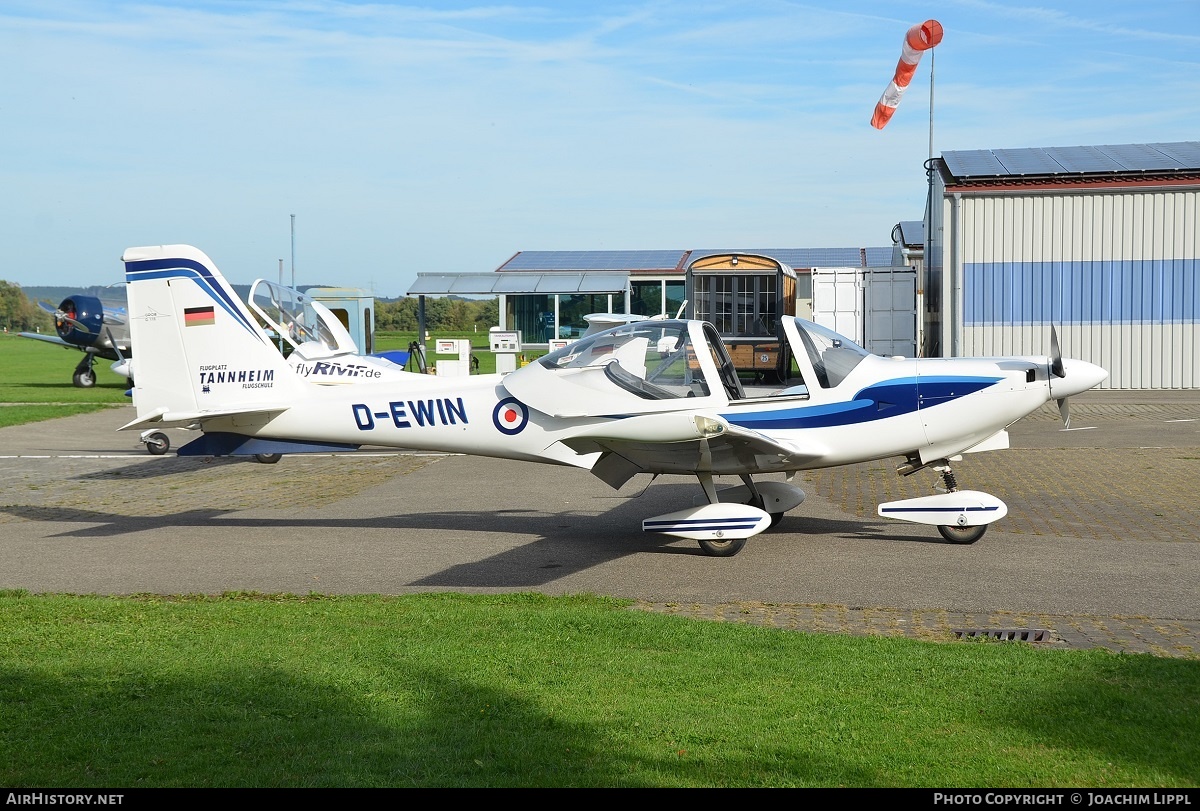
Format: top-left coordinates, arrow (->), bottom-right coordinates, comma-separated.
408,246 -> 900,381
926,140 -> 1200,389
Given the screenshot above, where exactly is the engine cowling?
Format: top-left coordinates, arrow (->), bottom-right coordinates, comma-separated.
54,296 -> 105,348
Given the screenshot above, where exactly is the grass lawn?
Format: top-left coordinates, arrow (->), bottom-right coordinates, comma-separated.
1,591 -> 1197,788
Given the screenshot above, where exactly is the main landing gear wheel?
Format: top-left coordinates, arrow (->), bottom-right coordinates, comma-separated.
698,537 -> 747,557
73,368 -> 97,388
254,453 -> 282,464
144,432 -> 170,455
938,523 -> 987,544
768,512 -> 785,529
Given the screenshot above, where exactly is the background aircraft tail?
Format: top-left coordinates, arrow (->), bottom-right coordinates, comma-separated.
122,244 -> 299,427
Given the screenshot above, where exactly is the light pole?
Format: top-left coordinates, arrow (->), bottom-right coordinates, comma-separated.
290,214 -> 296,288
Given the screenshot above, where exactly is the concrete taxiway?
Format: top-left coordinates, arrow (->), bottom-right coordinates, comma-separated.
1,390 -> 1197,658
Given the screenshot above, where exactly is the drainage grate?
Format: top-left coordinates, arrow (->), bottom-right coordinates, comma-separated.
951,628 -> 1051,643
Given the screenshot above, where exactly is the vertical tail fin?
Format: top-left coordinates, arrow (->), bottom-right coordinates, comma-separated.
122,245 -> 299,427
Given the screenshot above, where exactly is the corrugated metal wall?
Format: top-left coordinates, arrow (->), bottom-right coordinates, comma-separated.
949,189 -> 1200,389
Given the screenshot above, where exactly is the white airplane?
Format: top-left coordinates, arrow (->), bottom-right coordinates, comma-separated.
118,244 -> 1108,557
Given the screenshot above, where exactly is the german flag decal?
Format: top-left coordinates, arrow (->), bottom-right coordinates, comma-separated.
184,306 -> 215,327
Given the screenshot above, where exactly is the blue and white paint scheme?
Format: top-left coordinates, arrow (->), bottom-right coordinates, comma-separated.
119,244 -> 1108,557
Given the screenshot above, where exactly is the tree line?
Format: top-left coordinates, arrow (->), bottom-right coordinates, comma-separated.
373,296 -> 498,333
0,282 -> 54,332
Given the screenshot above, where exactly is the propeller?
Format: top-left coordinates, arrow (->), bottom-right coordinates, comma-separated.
105,327 -> 128,356
1050,325 -> 1069,427
1050,325 -> 1065,378
39,301 -> 96,335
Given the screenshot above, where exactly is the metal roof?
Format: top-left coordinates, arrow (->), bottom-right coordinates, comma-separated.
498,247 -> 895,273
892,221 -> 924,248
498,250 -> 685,272
407,271 -> 629,296
942,141 -> 1200,179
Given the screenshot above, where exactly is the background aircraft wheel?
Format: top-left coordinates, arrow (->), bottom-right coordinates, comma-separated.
938,524 -> 987,544
144,432 -> 170,455
73,369 -> 96,388
254,453 -> 282,464
698,537 -> 746,557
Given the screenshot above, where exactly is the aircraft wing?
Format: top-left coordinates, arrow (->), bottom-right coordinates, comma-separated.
560,421 -> 828,489
17,332 -> 77,349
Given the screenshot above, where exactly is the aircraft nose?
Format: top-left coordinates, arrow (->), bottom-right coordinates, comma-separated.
1051,358 -> 1109,399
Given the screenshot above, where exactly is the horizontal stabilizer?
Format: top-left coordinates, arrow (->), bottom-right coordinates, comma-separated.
878,490 -> 1008,527
643,503 -> 771,541
118,404 -> 290,432
177,432 -> 360,457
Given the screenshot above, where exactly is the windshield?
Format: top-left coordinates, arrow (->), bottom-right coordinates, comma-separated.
791,317 -> 870,388
538,320 -> 711,399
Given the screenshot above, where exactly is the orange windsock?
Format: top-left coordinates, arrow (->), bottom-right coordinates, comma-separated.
871,20 -> 943,130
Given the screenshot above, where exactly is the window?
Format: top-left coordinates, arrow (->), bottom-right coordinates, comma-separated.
693,273 -> 778,338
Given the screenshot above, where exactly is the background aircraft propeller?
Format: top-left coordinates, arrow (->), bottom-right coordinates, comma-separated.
40,301 -> 95,335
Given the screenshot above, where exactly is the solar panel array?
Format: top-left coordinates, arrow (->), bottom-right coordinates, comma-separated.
943,141 -> 1200,179
497,246 -> 895,274
407,272 -> 631,296
499,250 -> 684,271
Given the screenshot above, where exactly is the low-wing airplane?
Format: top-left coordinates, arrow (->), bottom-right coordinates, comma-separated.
119,244 -> 1108,557
19,293 -> 133,387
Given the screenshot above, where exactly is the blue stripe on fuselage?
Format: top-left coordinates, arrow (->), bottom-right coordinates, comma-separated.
723,376 -> 1000,430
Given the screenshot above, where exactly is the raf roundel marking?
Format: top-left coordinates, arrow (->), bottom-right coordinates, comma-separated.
492,397 -> 529,435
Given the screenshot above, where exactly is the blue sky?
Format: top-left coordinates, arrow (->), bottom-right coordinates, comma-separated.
2,1 -> 1197,295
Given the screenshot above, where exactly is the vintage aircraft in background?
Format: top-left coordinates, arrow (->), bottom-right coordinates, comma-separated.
119,244 -> 1108,556
19,293 -> 133,388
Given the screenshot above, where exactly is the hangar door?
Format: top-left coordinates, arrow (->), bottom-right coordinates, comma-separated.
811,266 -> 919,357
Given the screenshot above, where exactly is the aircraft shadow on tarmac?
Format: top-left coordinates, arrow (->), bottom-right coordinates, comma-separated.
0,482 -> 942,590
67,456 -> 280,479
